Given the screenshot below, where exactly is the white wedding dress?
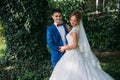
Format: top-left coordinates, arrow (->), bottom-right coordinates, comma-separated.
49,22 -> 114,80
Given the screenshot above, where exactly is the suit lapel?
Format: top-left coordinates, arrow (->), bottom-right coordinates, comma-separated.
51,24 -> 64,45
63,24 -> 68,35
52,24 -> 61,38
51,24 -> 68,46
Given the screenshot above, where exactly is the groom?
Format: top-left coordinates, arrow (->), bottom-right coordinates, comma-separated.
47,8 -> 69,69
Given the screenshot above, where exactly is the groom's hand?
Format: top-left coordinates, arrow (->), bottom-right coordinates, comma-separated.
66,24 -> 71,32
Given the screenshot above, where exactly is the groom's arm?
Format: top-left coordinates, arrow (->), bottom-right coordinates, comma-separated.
47,28 -> 59,51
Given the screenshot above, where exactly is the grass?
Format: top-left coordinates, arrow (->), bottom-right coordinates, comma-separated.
96,52 -> 120,80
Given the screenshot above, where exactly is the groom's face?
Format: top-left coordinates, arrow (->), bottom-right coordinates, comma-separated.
52,12 -> 62,24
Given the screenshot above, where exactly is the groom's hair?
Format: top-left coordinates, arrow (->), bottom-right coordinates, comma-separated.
52,8 -> 62,15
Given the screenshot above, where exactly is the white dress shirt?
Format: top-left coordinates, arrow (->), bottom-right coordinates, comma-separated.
54,23 -> 66,46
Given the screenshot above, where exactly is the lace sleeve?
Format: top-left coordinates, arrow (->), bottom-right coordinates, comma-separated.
71,27 -> 80,38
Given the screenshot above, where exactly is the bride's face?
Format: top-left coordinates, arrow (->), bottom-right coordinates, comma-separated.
70,16 -> 79,27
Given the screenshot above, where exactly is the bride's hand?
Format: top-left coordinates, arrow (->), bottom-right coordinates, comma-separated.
59,46 -> 66,52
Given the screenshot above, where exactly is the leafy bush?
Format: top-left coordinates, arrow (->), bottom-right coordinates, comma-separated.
0,0 -> 51,79
0,0 -> 119,80
84,12 -> 120,51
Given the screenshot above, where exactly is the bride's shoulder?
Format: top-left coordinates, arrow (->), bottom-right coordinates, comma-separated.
71,26 -> 79,34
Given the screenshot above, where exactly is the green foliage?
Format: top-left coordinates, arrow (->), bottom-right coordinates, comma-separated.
0,42 -> 6,58
0,0 -> 51,79
0,21 -> 6,58
84,12 -> 120,51
0,0 -> 119,80
0,21 -> 5,37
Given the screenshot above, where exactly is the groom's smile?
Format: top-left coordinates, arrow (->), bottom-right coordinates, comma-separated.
52,12 -> 62,24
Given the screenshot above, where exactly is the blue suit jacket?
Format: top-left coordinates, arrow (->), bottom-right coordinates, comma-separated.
47,24 -> 68,68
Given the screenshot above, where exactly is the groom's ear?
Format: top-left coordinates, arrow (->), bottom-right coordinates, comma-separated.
52,15 -> 54,20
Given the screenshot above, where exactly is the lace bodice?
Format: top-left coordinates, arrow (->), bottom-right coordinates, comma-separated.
66,26 -> 80,45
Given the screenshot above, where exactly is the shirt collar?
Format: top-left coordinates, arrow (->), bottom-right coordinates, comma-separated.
54,22 -> 57,27
54,22 -> 63,27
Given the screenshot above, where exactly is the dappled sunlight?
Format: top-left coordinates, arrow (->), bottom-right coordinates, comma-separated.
4,66 -> 15,70
0,22 -> 6,59
0,36 -> 6,59
0,49 -> 5,58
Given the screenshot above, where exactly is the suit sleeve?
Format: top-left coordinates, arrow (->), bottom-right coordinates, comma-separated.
47,28 -> 59,51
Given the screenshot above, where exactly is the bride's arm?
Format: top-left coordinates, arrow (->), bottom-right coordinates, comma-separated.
59,32 -> 78,52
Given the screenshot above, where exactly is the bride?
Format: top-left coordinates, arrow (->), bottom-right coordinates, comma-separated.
49,10 -> 114,80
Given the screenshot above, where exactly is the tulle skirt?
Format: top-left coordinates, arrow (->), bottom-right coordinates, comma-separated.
49,48 -> 114,80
